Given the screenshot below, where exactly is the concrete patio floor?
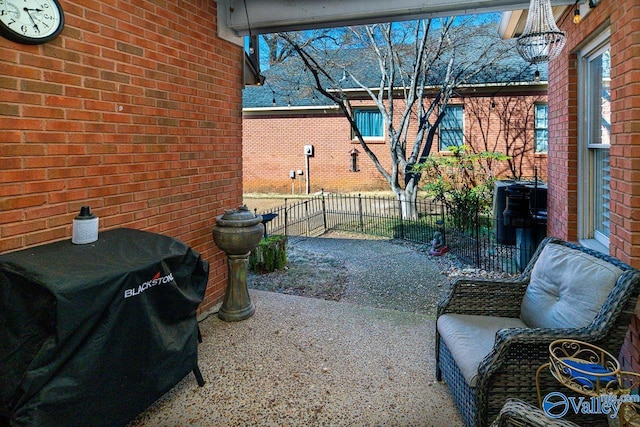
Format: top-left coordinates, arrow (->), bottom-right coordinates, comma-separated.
128,289 -> 464,426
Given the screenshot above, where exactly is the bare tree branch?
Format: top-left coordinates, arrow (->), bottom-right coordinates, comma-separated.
276,17 -> 523,217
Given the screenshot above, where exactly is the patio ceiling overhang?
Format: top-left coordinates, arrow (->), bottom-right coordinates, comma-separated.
216,0 -> 574,44
498,5 -> 567,39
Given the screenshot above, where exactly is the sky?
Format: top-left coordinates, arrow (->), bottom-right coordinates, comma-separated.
246,12 -> 504,71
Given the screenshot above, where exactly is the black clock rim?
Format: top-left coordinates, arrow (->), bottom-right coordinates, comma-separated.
0,0 -> 65,45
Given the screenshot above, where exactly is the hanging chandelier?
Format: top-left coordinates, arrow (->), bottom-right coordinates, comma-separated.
516,0 -> 567,64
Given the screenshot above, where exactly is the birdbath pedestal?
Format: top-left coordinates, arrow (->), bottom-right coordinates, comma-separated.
212,205 -> 264,321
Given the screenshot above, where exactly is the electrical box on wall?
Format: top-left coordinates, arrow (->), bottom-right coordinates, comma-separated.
303,145 -> 314,156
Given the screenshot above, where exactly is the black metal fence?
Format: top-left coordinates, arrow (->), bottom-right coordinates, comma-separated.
258,192 -> 544,275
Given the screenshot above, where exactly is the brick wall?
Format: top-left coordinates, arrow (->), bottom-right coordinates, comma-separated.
548,0 -> 640,372
243,111 -> 388,194
0,0 -> 244,312
620,308 -> 640,374
243,92 -> 548,194
546,43 -> 578,241
548,0 -> 640,263
608,1 -> 640,267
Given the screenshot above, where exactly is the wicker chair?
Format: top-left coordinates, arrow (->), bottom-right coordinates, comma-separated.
436,237 -> 640,427
490,399 -> 580,427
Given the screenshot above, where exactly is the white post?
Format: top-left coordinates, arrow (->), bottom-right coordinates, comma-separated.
305,154 -> 310,195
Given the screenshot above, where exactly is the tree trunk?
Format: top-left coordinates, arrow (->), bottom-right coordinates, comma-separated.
398,179 -> 420,220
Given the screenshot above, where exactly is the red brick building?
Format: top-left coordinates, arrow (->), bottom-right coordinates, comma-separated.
544,0 -> 638,261
501,0 -> 640,371
0,0 -> 243,312
243,74 -> 549,195
555,0 -> 640,372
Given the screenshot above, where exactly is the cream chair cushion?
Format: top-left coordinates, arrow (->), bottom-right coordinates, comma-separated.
437,314 -> 527,387
520,243 -> 623,329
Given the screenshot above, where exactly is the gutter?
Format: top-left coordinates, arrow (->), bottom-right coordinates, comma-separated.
243,105 -> 341,114
244,81 -> 548,112
333,80 -> 548,93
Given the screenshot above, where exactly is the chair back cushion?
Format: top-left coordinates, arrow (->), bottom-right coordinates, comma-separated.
520,243 -> 623,329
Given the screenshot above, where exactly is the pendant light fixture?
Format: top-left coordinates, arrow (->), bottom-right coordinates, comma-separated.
516,0 -> 567,64
573,5 -> 582,25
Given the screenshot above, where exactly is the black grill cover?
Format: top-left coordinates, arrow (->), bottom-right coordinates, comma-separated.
0,228 -> 209,426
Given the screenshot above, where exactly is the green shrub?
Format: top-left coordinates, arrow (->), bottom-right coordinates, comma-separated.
416,145 -> 509,230
249,235 -> 287,273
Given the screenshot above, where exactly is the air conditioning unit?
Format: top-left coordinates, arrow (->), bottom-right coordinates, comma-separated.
303,145 -> 314,156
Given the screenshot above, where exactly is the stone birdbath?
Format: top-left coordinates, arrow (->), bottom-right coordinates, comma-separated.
212,205 -> 264,321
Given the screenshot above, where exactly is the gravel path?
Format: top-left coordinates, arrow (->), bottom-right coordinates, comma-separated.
250,231 -> 462,317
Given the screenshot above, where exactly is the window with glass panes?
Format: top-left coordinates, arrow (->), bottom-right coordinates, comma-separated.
579,31 -> 611,248
534,104 -> 548,153
353,109 -> 384,138
439,105 -> 464,150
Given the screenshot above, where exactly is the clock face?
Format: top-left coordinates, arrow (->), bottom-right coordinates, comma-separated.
0,0 -> 64,44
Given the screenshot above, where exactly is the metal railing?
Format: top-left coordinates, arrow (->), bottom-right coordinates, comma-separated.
258,192 -> 543,275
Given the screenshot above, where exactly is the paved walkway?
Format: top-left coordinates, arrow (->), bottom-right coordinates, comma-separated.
129,233 -> 464,426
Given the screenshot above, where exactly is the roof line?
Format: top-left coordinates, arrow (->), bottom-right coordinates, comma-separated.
332,80 -> 548,93
244,81 -> 547,111
244,105 -> 340,113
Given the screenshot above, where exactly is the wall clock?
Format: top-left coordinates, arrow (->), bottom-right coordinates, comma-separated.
0,0 -> 64,45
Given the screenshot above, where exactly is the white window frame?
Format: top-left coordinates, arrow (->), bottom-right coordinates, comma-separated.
577,29 -> 611,252
439,104 -> 464,151
534,103 -> 548,154
352,108 -> 385,141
